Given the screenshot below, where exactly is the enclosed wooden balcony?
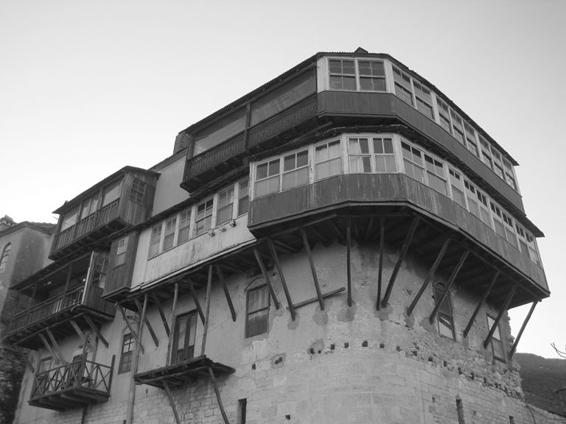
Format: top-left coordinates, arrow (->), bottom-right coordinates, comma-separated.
5,252 -> 115,349
29,357 -> 114,411
51,166 -> 158,261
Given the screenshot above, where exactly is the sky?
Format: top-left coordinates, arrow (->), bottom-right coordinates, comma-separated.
1,0 -> 565,358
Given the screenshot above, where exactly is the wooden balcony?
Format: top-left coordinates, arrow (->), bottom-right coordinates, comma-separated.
29,357 -> 114,411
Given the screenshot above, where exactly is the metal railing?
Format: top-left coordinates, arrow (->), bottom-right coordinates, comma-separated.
31,357 -> 114,400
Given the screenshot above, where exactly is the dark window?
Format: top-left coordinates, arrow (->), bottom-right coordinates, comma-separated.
238,398 -> 247,424
246,285 -> 270,338
118,333 -> 135,373
433,282 -> 455,339
171,311 -> 198,364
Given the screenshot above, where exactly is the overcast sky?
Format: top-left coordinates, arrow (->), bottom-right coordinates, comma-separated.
1,0 -> 565,357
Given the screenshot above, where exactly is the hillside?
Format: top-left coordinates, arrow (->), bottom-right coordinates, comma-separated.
516,353 -> 566,417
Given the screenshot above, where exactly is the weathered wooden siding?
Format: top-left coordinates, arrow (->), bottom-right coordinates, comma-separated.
103,231 -> 139,298
248,174 -> 547,292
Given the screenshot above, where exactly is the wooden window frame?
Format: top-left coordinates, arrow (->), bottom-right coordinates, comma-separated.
171,311 -> 198,365
118,333 -> 135,373
245,284 -> 270,338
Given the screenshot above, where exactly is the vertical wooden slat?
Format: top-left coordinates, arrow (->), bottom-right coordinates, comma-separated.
463,271 -> 499,338
201,266 -> 213,356
267,238 -> 296,320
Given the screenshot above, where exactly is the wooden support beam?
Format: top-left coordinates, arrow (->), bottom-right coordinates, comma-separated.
201,266 -> 213,356
216,265 -> 236,322
406,237 -> 451,316
274,240 -> 297,254
483,284 -> 517,349
126,292 -> 148,424
376,218 -> 384,310
187,280 -> 206,324
134,297 -> 159,348
70,319 -> 87,345
39,333 -> 61,363
300,228 -> 324,310
117,303 -> 144,354
346,217 -> 353,307
381,217 -> 419,308
84,315 -> 109,348
429,250 -> 469,324
509,300 -> 538,358
45,328 -> 65,363
163,381 -> 181,424
293,287 -> 345,309
267,238 -> 296,321
253,248 -> 280,309
309,225 -> 331,246
328,220 -> 346,244
463,271 -> 499,338
152,294 -> 170,337
166,283 -> 179,366
208,367 -> 231,424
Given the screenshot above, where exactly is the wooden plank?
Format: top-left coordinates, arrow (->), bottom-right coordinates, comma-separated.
208,367 -> 231,424
376,218 -> 384,310
300,228 -> 324,310
253,248 -> 280,309
187,280 -> 206,324
463,271 -> 499,338
135,298 -> 159,348
509,300 -> 538,358
346,217 -> 352,307
200,266 -> 213,356
166,283 -> 179,366
381,217 -> 419,308
429,250 -> 469,324
293,287 -> 345,309
163,381 -> 182,424
215,265 -> 236,322
483,284 -> 517,349
406,237 -> 451,316
84,315 -> 109,348
267,239 -> 296,321
152,294 -> 170,337
117,303 -> 144,354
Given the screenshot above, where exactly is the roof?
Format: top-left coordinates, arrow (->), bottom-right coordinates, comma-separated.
179,49 -> 519,167
53,166 -> 160,215
0,221 -> 56,239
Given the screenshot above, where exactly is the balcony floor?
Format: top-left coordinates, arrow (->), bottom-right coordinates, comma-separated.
29,386 -> 110,411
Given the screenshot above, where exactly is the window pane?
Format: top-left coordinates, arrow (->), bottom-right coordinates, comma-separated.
257,163 -> 268,179
163,216 -> 177,250
284,154 -> 295,171
255,176 -> 280,197
178,208 -> 191,244
149,224 -> 162,257
316,157 -> 342,180
238,179 -> 249,216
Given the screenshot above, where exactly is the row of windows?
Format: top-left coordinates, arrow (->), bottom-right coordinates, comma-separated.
323,57 -> 519,193
148,179 -> 249,258
252,134 -> 540,265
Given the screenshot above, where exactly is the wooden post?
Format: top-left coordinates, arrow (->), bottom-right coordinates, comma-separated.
253,248 -> 280,309
200,266 -> 213,356
407,237 -> 451,316
166,283 -> 179,365
208,367 -> 231,424
126,293 -> 148,424
483,284 -> 517,349
429,250 -> 469,324
381,217 -> 419,308
346,217 -> 353,307
163,381 -> 182,424
216,265 -> 237,322
463,271 -> 499,338
267,239 -> 296,321
376,218 -> 384,310
509,300 -> 538,358
300,228 -> 324,310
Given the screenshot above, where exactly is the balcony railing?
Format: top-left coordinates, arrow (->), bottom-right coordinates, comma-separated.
55,199 -> 120,252
30,357 -> 114,410
8,285 -> 84,334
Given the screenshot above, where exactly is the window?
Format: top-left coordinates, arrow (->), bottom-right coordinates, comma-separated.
358,60 -> 386,91
282,150 -> 309,191
80,196 -> 99,220
424,154 -> 447,195
476,190 -> 491,226
393,67 -> 413,105
491,149 -> 505,179
464,122 -> 479,156
413,80 -> 434,119
195,199 -> 213,236
503,159 -> 517,190
433,282 -> 455,339
148,224 -> 162,258
436,97 -> 452,133
238,179 -> 249,216
163,216 -> 177,250
487,315 -> 506,361
479,136 -> 493,169
328,59 -> 356,90
0,243 -> 11,272
255,159 -> 280,197
130,178 -> 146,205
490,202 -> 506,238
217,187 -> 235,225
115,237 -> 128,267
502,212 -> 518,248
118,333 -> 135,373
349,137 -> 371,173
449,169 -> 466,208
177,208 -> 191,244
102,182 -> 121,206
372,137 -> 396,172
450,111 -> 465,144
315,140 -> 342,180
401,142 -> 425,183
61,209 -> 79,231
171,311 -> 197,364
348,136 -> 396,174
246,285 -> 269,338
464,180 -> 480,218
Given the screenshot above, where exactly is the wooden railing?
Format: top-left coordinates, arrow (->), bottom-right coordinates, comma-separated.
31,357 -> 114,400
8,286 -> 84,333
55,199 -> 121,251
